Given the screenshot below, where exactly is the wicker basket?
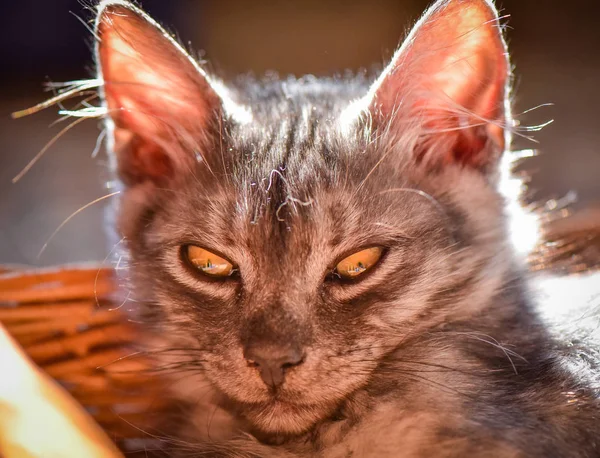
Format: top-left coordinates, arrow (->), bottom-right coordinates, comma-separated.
0,264 -> 168,456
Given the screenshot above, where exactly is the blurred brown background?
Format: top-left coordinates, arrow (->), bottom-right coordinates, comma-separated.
1,0 -> 599,266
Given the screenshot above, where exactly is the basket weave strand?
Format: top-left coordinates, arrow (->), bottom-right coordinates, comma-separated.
0,265 -> 167,454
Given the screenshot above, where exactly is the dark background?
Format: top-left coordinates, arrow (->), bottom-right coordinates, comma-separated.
1,1 -> 599,266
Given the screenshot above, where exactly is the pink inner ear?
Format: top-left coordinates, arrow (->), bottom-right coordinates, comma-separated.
370,0 -> 509,168
98,6 -> 216,138
426,5 -> 504,114
96,3 -> 221,183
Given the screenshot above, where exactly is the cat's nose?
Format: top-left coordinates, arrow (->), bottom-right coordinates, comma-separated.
244,345 -> 304,388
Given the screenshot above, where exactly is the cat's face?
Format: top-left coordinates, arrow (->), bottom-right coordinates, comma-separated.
96,0 -> 512,435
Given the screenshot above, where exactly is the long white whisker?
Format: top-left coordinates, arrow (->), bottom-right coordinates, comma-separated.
37,191 -> 121,258
94,236 -> 127,308
11,79 -> 102,119
12,116 -> 88,183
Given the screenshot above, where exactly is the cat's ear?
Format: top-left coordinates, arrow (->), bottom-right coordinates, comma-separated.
95,1 -> 228,185
366,0 -> 510,171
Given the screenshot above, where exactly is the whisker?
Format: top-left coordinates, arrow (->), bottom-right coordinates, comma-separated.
108,289 -> 132,312
516,102 -> 555,116
50,93 -> 99,126
69,10 -> 101,41
375,187 -> 456,242
112,411 -> 199,450
354,147 -> 393,195
11,78 -> 102,119
12,116 -> 88,183
95,236 -> 127,308
37,191 -> 121,258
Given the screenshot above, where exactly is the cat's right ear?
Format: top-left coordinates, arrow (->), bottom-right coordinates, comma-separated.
95,1 -> 240,185
346,0 -> 510,173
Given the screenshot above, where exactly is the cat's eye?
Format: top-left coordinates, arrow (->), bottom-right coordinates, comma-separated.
184,245 -> 235,278
334,247 -> 383,280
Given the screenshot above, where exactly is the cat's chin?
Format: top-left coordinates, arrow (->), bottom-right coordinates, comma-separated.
239,399 -> 336,436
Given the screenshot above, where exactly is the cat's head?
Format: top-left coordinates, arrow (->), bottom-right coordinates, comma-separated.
96,0 -> 514,435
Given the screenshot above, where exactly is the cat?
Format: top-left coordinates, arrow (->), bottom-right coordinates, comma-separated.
51,0 -> 600,456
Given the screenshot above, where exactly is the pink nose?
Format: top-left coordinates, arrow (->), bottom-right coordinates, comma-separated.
244,345 -> 305,388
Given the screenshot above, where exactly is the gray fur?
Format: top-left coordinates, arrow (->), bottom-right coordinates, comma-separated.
89,0 -> 600,456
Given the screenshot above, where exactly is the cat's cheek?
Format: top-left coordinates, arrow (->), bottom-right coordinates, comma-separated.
282,347 -> 375,402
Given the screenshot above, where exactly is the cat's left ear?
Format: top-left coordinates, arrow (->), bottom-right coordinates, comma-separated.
364,0 -> 510,171
95,1 -> 238,185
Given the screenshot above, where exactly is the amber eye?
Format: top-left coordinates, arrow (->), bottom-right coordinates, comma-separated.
185,245 -> 235,278
335,247 -> 383,280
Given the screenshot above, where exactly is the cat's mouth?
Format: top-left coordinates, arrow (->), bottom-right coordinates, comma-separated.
227,384 -> 332,412
236,397 -> 337,436
214,377 -> 340,435
226,377 -> 342,410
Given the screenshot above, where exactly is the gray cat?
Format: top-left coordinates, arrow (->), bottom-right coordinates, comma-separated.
61,0 -> 600,456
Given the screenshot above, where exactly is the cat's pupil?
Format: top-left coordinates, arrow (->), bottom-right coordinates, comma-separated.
185,245 -> 234,277
335,247 -> 383,279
